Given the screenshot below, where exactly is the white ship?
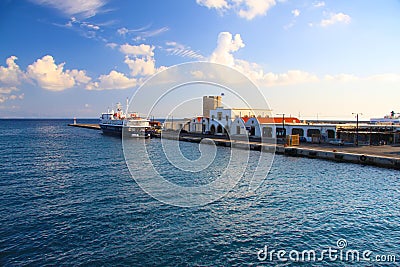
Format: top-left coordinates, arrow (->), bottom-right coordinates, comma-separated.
99,102 -> 150,138
370,111 -> 400,124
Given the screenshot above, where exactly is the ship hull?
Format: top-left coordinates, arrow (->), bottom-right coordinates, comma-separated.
99,124 -> 150,138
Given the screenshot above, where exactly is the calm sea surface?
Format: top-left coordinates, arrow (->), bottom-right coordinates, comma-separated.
0,119 -> 399,266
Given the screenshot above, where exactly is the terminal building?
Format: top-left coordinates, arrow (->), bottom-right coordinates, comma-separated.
230,116 -> 337,142
188,95 -> 338,142
166,96 -> 400,145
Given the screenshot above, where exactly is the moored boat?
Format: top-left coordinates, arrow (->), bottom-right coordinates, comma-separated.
99,102 -> 150,138
370,111 -> 400,124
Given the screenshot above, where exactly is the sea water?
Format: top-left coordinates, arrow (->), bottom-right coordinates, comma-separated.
0,119 -> 398,266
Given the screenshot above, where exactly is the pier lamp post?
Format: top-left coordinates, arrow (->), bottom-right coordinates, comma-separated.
352,112 -> 363,146
276,113 -> 285,139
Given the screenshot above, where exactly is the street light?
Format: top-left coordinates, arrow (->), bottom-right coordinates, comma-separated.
352,112 -> 363,146
276,113 -> 285,139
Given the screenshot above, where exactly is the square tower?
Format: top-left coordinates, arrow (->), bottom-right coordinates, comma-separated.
203,96 -> 222,117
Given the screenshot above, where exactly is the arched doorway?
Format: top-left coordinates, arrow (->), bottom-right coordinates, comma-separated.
217,125 -> 223,134
210,125 -> 216,135
250,126 -> 256,136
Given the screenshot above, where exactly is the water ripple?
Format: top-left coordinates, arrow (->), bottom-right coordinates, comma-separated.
0,119 -> 399,266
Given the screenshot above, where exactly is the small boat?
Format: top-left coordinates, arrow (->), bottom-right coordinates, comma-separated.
99,102 -> 150,138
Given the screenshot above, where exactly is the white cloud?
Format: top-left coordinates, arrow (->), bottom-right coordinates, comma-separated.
0,53 -> 162,94
26,55 -> 91,91
124,56 -> 158,77
65,16 -> 77,27
0,87 -> 18,95
84,23 -> 100,30
61,17 -> 104,41
0,57 -> 25,104
237,0 -> 276,20
165,42 -> 204,59
292,9 -> 300,17
68,69 -> 92,84
8,95 -> 18,100
117,42 -> 166,78
117,26 -> 169,41
208,31 -> 319,86
120,43 -> 155,57
260,70 -> 319,86
324,74 -> 359,82
320,12 -> 351,27
30,0 -> 107,18
8,94 -> 24,100
89,41 -> 166,91
0,87 -> 23,104
284,9 -> 300,29
165,41 -> 177,46
324,73 -> 400,83
235,59 -> 319,86
196,0 -> 229,9
106,42 -> 118,49
367,73 -> 400,82
0,56 -> 24,86
86,70 -> 137,90
313,1 -> 325,8
196,0 -> 276,20
140,27 -> 169,38
117,27 -> 129,36
191,70 -> 206,79
66,17 -> 101,30
209,32 -> 245,66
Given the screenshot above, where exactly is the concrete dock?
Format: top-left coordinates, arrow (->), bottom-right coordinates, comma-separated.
174,135 -> 400,170
275,144 -> 400,170
68,123 -> 100,130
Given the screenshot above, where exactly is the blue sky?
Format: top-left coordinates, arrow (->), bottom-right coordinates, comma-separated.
0,0 -> 399,119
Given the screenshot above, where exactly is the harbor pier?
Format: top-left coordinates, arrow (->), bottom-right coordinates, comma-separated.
68,123 -> 100,130
175,135 -> 400,170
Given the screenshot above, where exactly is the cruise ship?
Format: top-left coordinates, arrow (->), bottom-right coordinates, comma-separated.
370,111 -> 400,124
99,102 -> 150,138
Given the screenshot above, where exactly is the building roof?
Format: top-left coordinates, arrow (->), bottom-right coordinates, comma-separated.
196,116 -> 209,122
255,117 -> 301,124
242,117 -> 250,123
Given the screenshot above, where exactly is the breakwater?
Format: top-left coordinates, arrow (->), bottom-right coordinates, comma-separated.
68,123 -> 100,130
